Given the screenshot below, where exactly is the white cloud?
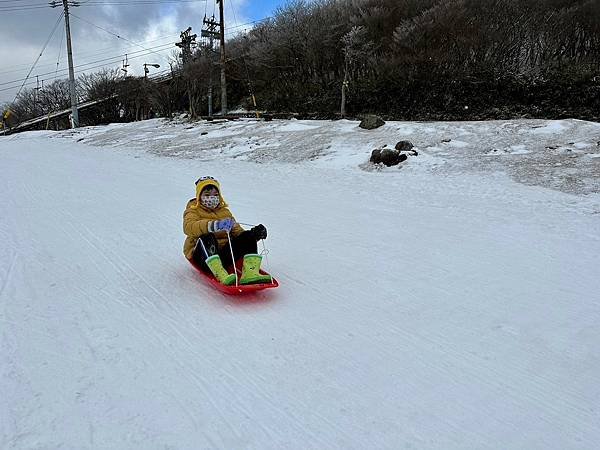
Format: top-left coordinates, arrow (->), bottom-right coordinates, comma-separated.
0,0 -> 253,103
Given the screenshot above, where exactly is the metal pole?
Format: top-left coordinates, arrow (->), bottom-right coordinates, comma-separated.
208,36 -> 213,117
218,0 -> 227,115
63,0 -> 79,128
35,76 -> 39,116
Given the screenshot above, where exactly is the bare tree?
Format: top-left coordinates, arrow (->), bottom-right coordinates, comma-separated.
78,68 -> 122,101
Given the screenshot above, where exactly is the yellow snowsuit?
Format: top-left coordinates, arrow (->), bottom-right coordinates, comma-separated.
182,178 -> 244,259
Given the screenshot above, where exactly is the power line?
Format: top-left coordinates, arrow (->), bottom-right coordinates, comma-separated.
0,32 -> 181,75
2,6 -> 268,71
0,52 -> 172,94
225,17 -> 272,35
0,5 -> 50,11
2,18 -> 271,90
1,42 -> 176,86
0,0 -> 204,3
0,0 -> 206,11
54,23 -> 65,80
0,1 -> 48,4
1,15 -> 182,85
70,12 -> 174,60
0,1 -> 49,5
227,0 -> 238,29
12,11 -> 64,103
2,1 -> 274,100
74,0 -> 206,5
0,42 -> 177,92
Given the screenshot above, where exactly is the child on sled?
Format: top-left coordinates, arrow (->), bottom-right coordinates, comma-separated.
183,176 -> 271,285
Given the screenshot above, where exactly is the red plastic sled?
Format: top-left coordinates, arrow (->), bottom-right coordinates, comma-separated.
189,259 -> 279,295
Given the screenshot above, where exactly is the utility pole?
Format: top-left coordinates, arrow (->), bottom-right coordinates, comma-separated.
217,0 -> 227,115
202,15 -> 219,117
176,27 -> 198,117
63,0 -> 79,127
34,76 -> 40,116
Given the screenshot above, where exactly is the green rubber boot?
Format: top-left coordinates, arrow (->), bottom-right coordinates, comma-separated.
240,254 -> 273,285
205,255 -> 237,286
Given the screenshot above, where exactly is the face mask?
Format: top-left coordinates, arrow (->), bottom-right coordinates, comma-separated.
201,195 -> 220,209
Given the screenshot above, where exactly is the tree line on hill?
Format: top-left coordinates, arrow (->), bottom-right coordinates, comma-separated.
3,0 -> 598,129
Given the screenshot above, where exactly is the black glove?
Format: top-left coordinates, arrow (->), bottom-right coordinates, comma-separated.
250,224 -> 267,241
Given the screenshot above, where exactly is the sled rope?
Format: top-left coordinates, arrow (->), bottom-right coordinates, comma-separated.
226,231 -> 239,286
197,236 -> 210,259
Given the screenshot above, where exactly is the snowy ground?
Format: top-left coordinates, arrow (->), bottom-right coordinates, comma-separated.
1,118 -> 600,449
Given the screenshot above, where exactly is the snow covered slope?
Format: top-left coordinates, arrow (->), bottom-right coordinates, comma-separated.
1,118 -> 599,449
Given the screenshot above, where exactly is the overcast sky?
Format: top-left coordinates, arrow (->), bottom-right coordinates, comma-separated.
0,0 -> 286,104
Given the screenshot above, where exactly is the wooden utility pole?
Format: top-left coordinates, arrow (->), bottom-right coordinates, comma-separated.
217,0 -> 227,115
62,0 -> 79,127
202,15 -> 220,117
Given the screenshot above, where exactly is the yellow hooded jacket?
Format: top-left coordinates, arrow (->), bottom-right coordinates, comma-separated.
183,178 -> 244,260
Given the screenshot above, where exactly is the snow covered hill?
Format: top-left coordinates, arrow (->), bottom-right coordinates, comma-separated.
1,118 -> 599,449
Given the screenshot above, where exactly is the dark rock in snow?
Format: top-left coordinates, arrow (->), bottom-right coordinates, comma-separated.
370,149 -> 382,163
380,149 -> 408,166
359,115 -> 385,130
395,141 -> 414,152
371,145 -> 413,166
